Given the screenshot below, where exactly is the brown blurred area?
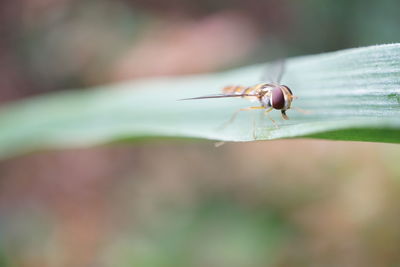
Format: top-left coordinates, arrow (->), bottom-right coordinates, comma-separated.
1,141 -> 400,266
0,0 -> 290,102
1,0 -> 400,266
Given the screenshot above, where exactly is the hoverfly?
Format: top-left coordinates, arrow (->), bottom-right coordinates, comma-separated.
180,61 -> 298,127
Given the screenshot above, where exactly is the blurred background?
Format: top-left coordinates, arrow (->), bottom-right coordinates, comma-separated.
1,0 -> 400,266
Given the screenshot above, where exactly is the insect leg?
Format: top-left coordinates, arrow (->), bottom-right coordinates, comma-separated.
264,107 -> 278,128
252,114 -> 260,140
214,141 -> 225,147
218,106 -> 264,130
292,107 -> 312,114
281,110 -> 289,120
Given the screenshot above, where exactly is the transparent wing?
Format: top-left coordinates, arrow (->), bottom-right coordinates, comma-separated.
179,93 -> 258,100
261,59 -> 285,84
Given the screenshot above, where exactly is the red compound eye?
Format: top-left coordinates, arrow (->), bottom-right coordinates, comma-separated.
271,87 -> 285,109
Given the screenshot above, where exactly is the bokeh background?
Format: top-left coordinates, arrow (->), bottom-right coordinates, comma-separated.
1,0 -> 400,266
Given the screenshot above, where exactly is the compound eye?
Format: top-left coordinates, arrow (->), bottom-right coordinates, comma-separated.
271,88 -> 285,110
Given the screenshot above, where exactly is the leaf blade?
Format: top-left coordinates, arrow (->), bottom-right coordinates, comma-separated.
1,43 -> 400,158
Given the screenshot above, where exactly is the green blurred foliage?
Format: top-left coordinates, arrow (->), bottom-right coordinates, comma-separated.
105,199 -> 288,267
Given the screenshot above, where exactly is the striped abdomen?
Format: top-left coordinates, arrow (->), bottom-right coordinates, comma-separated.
222,85 -> 257,96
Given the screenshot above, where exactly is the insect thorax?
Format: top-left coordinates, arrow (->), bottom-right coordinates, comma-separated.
258,84 -> 275,108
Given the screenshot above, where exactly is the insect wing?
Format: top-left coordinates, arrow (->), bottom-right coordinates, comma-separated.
261,59 -> 285,84
179,93 -> 258,101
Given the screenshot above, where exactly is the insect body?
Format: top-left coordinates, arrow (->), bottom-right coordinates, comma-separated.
221,83 -> 295,120
180,61 -> 299,127
180,83 -> 296,125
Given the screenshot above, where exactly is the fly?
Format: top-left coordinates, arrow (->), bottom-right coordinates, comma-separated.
180,61 -> 300,128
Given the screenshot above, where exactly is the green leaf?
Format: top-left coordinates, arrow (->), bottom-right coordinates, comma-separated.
1,44 -> 400,158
